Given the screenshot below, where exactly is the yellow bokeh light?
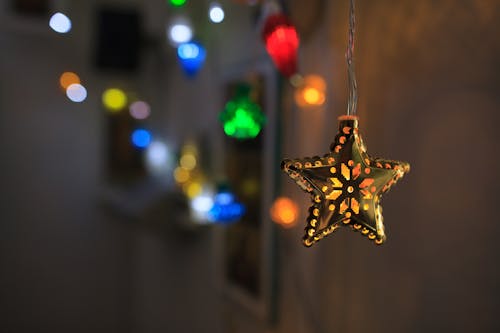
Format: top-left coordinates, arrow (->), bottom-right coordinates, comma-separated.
102,88 -> 127,112
60,72 -> 80,90
174,167 -> 190,183
303,87 -> 323,105
186,182 -> 202,198
180,153 -> 197,171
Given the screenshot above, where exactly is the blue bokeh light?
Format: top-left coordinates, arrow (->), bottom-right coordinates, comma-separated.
208,191 -> 245,224
214,192 -> 234,205
177,41 -> 206,77
131,129 -> 152,149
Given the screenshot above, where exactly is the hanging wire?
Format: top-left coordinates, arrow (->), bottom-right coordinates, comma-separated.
346,0 -> 358,115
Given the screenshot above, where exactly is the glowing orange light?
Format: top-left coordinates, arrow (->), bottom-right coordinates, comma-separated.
303,87 -> 324,105
270,197 -> 299,228
294,74 -> 326,108
59,72 -> 80,90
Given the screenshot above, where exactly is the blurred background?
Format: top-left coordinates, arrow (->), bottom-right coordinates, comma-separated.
0,0 -> 499,332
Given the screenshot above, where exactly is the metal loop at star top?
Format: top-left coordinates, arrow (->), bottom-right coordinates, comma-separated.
282,115 -> 410,247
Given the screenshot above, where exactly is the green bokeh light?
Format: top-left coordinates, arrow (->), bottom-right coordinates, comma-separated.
170,0 -> 187,7
219,88 -> 266,140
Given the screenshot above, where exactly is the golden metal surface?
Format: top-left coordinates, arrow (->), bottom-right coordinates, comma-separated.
281,115 -> 410,247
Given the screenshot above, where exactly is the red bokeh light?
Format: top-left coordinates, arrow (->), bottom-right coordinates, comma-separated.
262,14 -> 299,77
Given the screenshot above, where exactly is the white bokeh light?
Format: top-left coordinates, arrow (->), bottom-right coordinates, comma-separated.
49,12 -> 72,33
66,83 -> 87,102
191,192 -> 215,222
145,141 -> 172,177
168,21 -> 193,45
192,195 -> 214,214
209,3 -> 225,23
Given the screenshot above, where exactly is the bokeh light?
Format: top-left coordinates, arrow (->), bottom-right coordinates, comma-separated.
131,129 -> 151,148
180,153 -> 197,171
145,141 -> 171,176
102,88 -> 127,112
186,181 -> 202,198
209,3 -> 225,23
129,101 -> 151,120
262,14 -> 299,77
219,85 -> 266,139
219,96 -> 266,139
168,21 -> 193,45
66,83 -> 87,103
208,191 -> 245,224
174,142 -> 209,201
174,166 -> 190,184
49,12 -> 72,33
170,0 -> 187,7
294,75 -> 326,108
303,87 -> 323,105
215,192 -> 234,205
191,194 -> 214,214
191,192 -> 215,221
59,72 -> 80,90
270,196 -> 299,228
177,41 -> 206,76
177,42 -> 200,59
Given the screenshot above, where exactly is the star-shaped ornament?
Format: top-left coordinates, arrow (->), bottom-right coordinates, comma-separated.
282,115 -> 410,247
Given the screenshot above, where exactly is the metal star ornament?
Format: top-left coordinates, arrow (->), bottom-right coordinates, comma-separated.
281,115 -> 410,247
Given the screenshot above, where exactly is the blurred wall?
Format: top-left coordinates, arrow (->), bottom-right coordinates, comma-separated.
0,0 -> 224,332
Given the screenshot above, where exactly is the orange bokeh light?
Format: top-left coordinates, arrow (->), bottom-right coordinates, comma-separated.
303,87 -> 325,105
295,74 -> 326,108
270,196 -> 299,228
59,72 -> 81,90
